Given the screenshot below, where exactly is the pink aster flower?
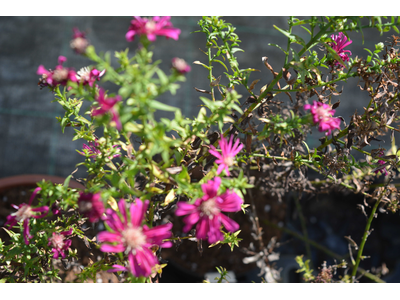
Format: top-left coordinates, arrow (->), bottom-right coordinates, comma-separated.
91,89 -> 122,130
78,139 -> 121,160
330,32 -> 352,66
374,150 -> 388,176
175,177 -> 243,244
37,56 -> 78,88
304,100 -> 341,136
5,187 -> 49,245
98,199 -> 172,277
48,228 -> 73,259
171,57 -> 191,74
76,67 -> 105,87
126,16 -> 181,42
70,27 -> 89,54
78,192 -> 105,223
209,135 -> 244,176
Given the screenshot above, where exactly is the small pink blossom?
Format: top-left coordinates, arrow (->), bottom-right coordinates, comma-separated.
37,56 -> 78,88
209,135 -> 244,176
175,177 -> 243,244
91,89 -> 122,130
171,57 -> 191,74
70,28 -> 89,54
78,139 -> 121,160
48,228 -> 73,259
330,32 -> 352,66
78,192 -> 105,223
374,150 -> 388,176
126,16 -> 181,42
76,67 -> 105,87
304,101 -> 341,136
5,187 -> 49,245
98,199 -> 172,277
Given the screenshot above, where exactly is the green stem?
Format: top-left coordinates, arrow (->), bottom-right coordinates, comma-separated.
207,45 -> 215,101
351,195 -> 382,281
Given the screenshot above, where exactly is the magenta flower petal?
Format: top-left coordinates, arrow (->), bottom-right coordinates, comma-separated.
201,177 -> 221,199
209,135 -> 243,176
130,199 -> 147,227
108,264 -> 128,273
126,16 -> 180,43
175,177 -> 243,244
175,202 -> 197,216
218,213 -> 240,232
97,231 -> 122,243
330,32 -> 352,66
217,191 -> 243,212
98,198 -> 172,278
100,243 -> 125,253
304,101 -> 341,136
78,192 -> 105,222
23,219 -> 32,245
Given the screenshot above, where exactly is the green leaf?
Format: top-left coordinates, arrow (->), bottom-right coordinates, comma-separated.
148,100 -> 178,112
63,175 -> 71,188
193,61 -> 212,70
268,43 -> 288,55
231,47 -> 244,54
212,59 -> 229,72
274,25 -> 306,46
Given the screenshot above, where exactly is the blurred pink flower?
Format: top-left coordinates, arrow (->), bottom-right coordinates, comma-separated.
48,228 -> 73,259
91,89 -> 122,130
126,16 -> 181,42
98,199 -> 172,277
37,56 -> 78,88
78,139 -> 121,160
175,177 -> 243,244
76,67 -> 105,87
78,192 -> 105,222
209,135 -> 243,176
330,32 -> 352,66
304,101 -> 341,136
70,27 -> 89,54
171,57 -> 191,74
5,187 -> 49,245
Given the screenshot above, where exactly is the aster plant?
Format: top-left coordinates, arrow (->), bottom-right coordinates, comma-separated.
4,16 -> 400,284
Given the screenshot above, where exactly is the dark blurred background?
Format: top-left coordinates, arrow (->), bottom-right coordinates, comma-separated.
1,16 -> 400,282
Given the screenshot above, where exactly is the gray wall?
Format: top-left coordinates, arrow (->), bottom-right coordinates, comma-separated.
0,16 -> 396,180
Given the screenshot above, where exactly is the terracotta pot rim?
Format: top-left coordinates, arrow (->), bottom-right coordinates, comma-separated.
0,174 -> 85,192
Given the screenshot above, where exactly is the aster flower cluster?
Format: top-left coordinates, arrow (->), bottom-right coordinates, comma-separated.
70,27 -> 89,54
175,177 -> 243,244
304,100 -> 341,136
37,56 -> 77,89
48,228 -> 73,259
5,187 -> 48,245
78,139 -> 121,161
126,16 -> 181,42
76,67 -> 105,87
330,32 -> 352,67
98,199 -> 172,277
91,88 -> 122,130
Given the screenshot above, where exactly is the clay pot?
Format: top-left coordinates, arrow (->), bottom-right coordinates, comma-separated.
0,174 -> 84,192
